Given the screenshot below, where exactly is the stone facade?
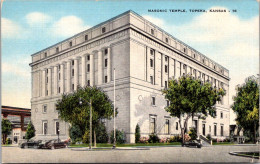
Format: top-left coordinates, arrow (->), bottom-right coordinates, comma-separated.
30,10 -> 230,143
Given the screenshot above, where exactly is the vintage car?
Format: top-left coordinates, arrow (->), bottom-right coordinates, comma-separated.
40,139 -> 68,149
19,139 -> 42,149
183,140 -> 202,148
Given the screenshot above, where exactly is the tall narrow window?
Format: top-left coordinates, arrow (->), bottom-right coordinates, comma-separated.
58,87 -> 60,93
87,80 -> 90,86
69,41 -> 72,47
221,112 -> 223,119
183,48 -> 186,53
56,47 -> 59,53
149,117 -> 156,134
85,35 -> 88,41
43,105 -> 47,113
165,37 -> 168,43
150,59 -> 153,67
166,100 -> 170,107
165,56 -> 168,62
46,77 -> 48,83
72,84 -> 74,90
165,119 -> 170,134
72,60 -> 74,65
87,64 -> 90,72
46,90 -> 48,96
165,65 -> 168,73
59,73 -> 60,80
221,125 -> 224,136
102,27 -> 106,33
87,55 -> 90,61
105,59 -> 108,67
44,52 -> 47,58
72,69 -> 74,76
105,76 -> 108,83
214,124 -> 217,136
150,76 -> 153,85
152,97 -> 155,106
43,122 -> 47,135
176,122 -> 179,130
56,122 -> 60,135
105,48 -> 108,55
202,124 -> 206,136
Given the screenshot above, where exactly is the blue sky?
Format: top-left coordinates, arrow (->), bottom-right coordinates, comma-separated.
2,0 -> 259,123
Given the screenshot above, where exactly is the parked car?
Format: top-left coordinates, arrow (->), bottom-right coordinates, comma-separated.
41,139 -> 67,149
183,140 -> 202,148
19,139 -> 42,149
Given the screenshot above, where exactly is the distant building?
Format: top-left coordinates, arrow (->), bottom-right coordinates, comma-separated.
1,106 -> 31,144
30,10 -> 230,143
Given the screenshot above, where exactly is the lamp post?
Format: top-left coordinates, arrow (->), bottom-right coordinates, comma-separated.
113,68 -> 116,149
57,129 -> 60,143
79,97 -> 92,150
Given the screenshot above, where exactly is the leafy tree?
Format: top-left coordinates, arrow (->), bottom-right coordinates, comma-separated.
69,124 -> 83,143
188,127 -> 197,140
95,122 -> 109,143
162,75 -> 225,145
2,119 -> 12,145
135,124 -> 141,143
25,121 -> 35,140
56,86 -> 114,145
232,76 -> 259,143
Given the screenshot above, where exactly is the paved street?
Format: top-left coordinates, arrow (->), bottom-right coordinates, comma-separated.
2,145 -> 260,163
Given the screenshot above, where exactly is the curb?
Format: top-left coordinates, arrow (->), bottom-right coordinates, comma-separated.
229,151 -> 260,159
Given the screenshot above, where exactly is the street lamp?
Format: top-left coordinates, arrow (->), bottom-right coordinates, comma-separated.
79,97 -> 92,150
57,129 -> 60,143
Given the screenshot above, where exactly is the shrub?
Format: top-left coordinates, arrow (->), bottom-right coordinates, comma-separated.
206,134 -> 212,140
69,124 -> 83,144
184,133 -> 191,141
188,128 -> 197,140
160,137 -> 170,143
148,134 -> 160,143
135,124 -> 141,143
25,121 -> 35,140
6,138 -> 12,144
212,138 -> 217,142
95,123 -> 109,143
169,135 -> 182,142
110,129 -> 126,144
139,136 -> 149,143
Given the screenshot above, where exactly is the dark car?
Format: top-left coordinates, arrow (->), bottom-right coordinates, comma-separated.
20,139 -> 42,149
183,140 -> 202,148
41,139 -> 67,149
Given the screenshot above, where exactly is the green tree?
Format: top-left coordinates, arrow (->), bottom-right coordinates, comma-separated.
69,124 -> 83,143
56,86 -> 114,145
25,121 -> 35,140
232,76 -> 259,143
110,129 -> 126,144
162,75 -> 225,145
135,124 -> 141,143
2,119 -> 12,145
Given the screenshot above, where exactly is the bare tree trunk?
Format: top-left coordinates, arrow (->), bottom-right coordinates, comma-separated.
179,114 -> 191,146
94,130 -> 96,147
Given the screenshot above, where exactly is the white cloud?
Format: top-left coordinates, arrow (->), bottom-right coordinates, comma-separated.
26,12 -> 51,26
52,16 -> 90,37
1,18 -> 23,38
2,62 -> 30,78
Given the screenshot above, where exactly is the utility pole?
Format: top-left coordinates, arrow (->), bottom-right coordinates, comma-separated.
89,98 -> 92,150
113,68 -> 116,149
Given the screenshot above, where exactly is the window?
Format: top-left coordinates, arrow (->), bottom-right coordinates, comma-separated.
87,80 -> 90,86
55,121 -> 60,135
44,52 -> 47,58
87,64 -> 90,72
193,54 -> 196,58
105,76 -> 108,83
72,69 -> 74,76
72,84 -> 74,90
165,65 -> 168,73
221,112 -> 223,119
166,100 -> 170,107
165,38 -> 168,43
202,59 -> 205,63
183,48 -> 186,53
105,59 -> 108,67
151,29 -> 154,35
102,27 -> 106,33
209,125 -> 211,133
43,105 -> 47,113
176,122 -> 179,130
150,76 -> 153,84
165,119 -> 170,134
59,73 -> 60,80
58,65 -> 61,70
46,69 -> 48,74
46,77 -> 48,83
87,55 -> 90,61
150,59 -> 153,67
43,121 -> 47,135
214,65 -> 216,70
105,49 -> 108,55
150,49 -> 154,55
165,81 -> 168,88
214,124 -> 217,136
202,124 -> 206,136
46,90 -> 48,96
72,60 -> 74,65
152,97 -> 155,106
221,125 -> 224,136
85,35 -> 88,41
149,117 -> 156,134
58,87 -> 60,93
56,47 -> 59,53
165,56 -> 168,62
69,41 -> 72,47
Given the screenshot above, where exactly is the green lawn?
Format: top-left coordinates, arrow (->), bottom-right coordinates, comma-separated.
69,142 -> 181,148
212,142 -> 235,145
